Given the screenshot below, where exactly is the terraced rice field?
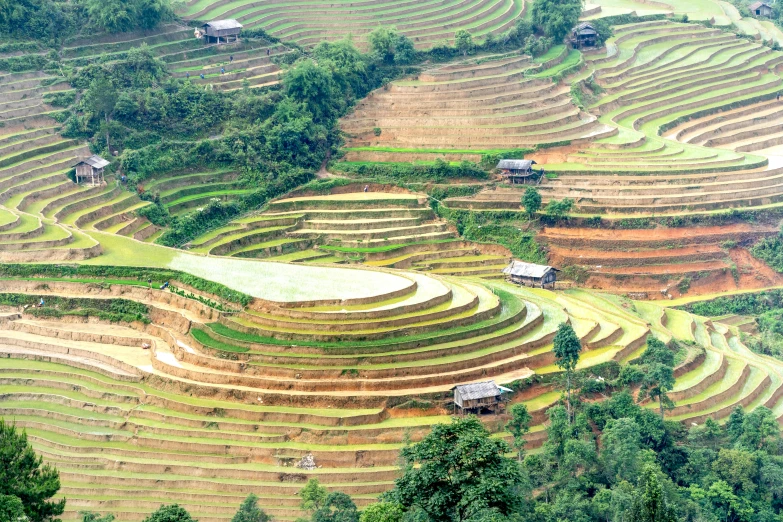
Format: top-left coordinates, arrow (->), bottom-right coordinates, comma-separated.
181,0 -> 526,50
447,21 -> 783,214
438,21 -> 783,297
62,25 -> 284,91
2,272 -> 780,520
187,188 -> 513,278
340,48 -> 615,163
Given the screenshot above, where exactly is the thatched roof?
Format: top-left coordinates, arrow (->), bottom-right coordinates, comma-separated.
453,381 -> 503,401
497,159 -> 537,170
502,260 -> 557,279
75,155 -> 109,169
203,19 -> 243,31
574,22 -> 598,35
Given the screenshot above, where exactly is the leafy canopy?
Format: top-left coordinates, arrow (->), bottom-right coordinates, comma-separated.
388,416 -> 528,522
0,420 -> 64,522
231,494 -> 269,522
531,0 -> 584,42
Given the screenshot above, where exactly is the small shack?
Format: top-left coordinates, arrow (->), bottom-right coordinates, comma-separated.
497,159 -> 538,184
200,20 -> 242,44
502,260 -> 559,288
452,381 -> 512,415
571,22 -> 598,48
73,155 -> 109,186
750,1 -> 774,17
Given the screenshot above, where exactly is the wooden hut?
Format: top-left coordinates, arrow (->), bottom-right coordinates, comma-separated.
73,155 -> 109,186
497,159 -> 538,184
201,20 -> 243,44
502,260 -> 558,288
750,1 -> 774,17
571,22 -> 598,48
452,381 -> 511,415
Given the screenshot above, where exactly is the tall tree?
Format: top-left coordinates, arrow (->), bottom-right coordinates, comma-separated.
85,77 -> 118,152
553,322 -> 582,420
0,420 -> 64,522
505,403 -> 532,461
638,337 -> 675,420
522,187 -> 541,220
455,30 -> 474,56
358,502 -> 403,522
231,494 -> 269,522
312,493 -> 359,522
389,417 -> 528,522
601,417 -> 642,485
531,0 -> 583,42
0,495 -> 27,522
142,505 -> 196,522
299,479 -> 329,514
628,465 -> 678,522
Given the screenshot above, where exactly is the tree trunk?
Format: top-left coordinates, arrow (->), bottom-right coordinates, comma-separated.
659,394 -> 664,420
105,114 -> 111,151
566,371 -> 572,423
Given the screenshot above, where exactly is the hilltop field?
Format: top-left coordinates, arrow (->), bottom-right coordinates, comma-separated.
7,0 -> 783,521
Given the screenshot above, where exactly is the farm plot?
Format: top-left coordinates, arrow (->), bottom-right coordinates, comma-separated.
187,187 -> 512,278
447,22 -> 783,214
182,0 -> 526,50
340,50 -> 615,164
0,272 -> 676,520
62,24 -> 284,91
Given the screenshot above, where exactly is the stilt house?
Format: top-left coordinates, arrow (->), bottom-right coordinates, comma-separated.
452,381 -> 512,415
497,159 -> 538,184
572,22 -> 598,48
73,155 -> 109,186
201,20 -> 243,44
502,260 -> 558,288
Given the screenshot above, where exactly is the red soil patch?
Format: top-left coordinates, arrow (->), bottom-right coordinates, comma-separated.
597,260 -> 731,275
528,144 -> 582,164
729,247 -> 783,288
541,223 -> 774,242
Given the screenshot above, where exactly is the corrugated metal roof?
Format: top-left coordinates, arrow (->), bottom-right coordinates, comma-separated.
502,260 -> 554,279
496,159 -> 536,170
750,1 -> 772,10
76,155 -> 110,169
204,19 -> 243,31
454,381 -> 502,401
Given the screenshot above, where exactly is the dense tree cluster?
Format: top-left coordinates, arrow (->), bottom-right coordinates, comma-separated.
0,0 -> 172,42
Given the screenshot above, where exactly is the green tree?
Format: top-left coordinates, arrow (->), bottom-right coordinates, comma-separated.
85,0 -> 171,32
85,77 -> 118,151
522,187 -> 541,220
0,420 -> 64,522
81,512 -> 115,522
312,493 -> 358,522
553,322 -> 582,420
389,416 -> 528,522
735,406 -> 780,451
283,59 -> 339,124
638,337 -> 675,420
231,494 -> 269,522
455,30 -> 474,56
531,0 -> 583,42
545,198 -> 574,219
141,505 -> 195,522
628,465 -> 678,522
367,27 -> 416,65
505,403 -> 532,461
601,417 -> 642,485
299,479 -> 329,513
0,495 -> 27,522
358,502 -> 403,522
